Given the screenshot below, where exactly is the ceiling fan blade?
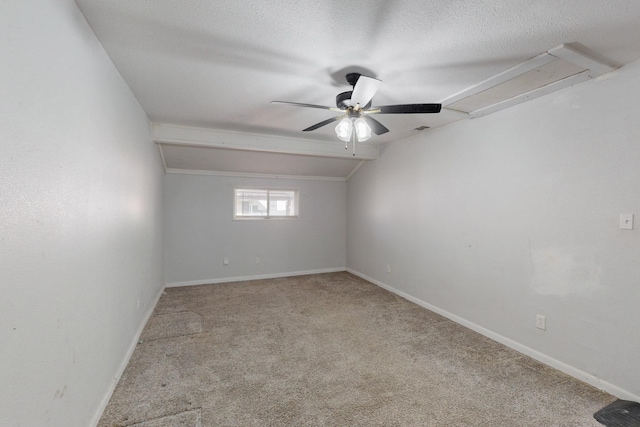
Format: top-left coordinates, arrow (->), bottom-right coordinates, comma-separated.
362,116 -> 389,135
271,101 -> 341,112
373,104 -> 442,114
350,75 -> 381,107
302,116 -> 342,132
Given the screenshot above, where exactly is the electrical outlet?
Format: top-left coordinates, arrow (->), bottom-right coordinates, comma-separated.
536,314 -> 546,330
255,257 -> 261,265
386,265 -> 391,273
223,257 -> 229,265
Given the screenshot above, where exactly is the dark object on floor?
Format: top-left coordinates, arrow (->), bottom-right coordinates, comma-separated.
594,399 -> 640,426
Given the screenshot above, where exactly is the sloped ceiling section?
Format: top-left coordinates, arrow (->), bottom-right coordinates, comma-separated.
75,0 -> 640,179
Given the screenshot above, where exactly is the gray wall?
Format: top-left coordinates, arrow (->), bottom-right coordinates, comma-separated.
164,174 -> 346,285
347,60 -> 640,400
0,1 -> 165,426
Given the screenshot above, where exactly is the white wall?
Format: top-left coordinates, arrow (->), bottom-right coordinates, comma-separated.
0,2 -> 164,426
347,60 -> 640,400
164,174 -> 346,285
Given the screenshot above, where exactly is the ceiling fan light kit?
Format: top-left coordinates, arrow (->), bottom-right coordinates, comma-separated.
335,117 -> 372,143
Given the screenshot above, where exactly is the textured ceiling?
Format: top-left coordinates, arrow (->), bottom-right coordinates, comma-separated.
75,0 -> 640,177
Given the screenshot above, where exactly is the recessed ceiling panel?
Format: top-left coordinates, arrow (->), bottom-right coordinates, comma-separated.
442,44 -> 615,118
447,58 -> 587,113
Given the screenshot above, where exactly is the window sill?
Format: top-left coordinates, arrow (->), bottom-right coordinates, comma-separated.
233,216 -> 299,221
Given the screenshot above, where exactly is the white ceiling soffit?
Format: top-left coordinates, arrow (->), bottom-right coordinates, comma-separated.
153,123 -> 375,181
441,44 -> 616,118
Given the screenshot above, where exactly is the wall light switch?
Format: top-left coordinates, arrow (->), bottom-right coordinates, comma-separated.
620,213 -> 633,230
536,314 -> 546,330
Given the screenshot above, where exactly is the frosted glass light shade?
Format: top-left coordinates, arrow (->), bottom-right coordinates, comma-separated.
354,117 -> 372,142
335,118 -> 353,142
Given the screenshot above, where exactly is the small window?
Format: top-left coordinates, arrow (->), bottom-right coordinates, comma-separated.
234,188 -> 298,219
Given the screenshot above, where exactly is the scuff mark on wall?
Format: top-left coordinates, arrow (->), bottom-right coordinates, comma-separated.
53,385 -> 67,400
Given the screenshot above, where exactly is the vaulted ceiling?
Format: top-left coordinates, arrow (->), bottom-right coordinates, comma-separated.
75,0 -> 640,180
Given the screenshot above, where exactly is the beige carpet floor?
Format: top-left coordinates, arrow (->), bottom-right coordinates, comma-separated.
98,272 -> 613,426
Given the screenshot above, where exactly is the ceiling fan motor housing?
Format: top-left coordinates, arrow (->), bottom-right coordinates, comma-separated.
337,73 -> 374,109
336,91 -> 353,109
336,90 -> 373,110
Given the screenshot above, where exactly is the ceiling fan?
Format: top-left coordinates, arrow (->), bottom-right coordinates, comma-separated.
271,73 -> 442,147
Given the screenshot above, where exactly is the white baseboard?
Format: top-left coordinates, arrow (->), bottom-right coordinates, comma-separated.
166,267 -> 346,288
90,284 -> 166,427
346,268 -> 640,403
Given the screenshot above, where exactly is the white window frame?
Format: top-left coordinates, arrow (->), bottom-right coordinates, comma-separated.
233,187 -> 299,220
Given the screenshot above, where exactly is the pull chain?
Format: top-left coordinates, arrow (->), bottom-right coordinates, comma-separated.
352,130 -> 356,156
351,121 -> 357,156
